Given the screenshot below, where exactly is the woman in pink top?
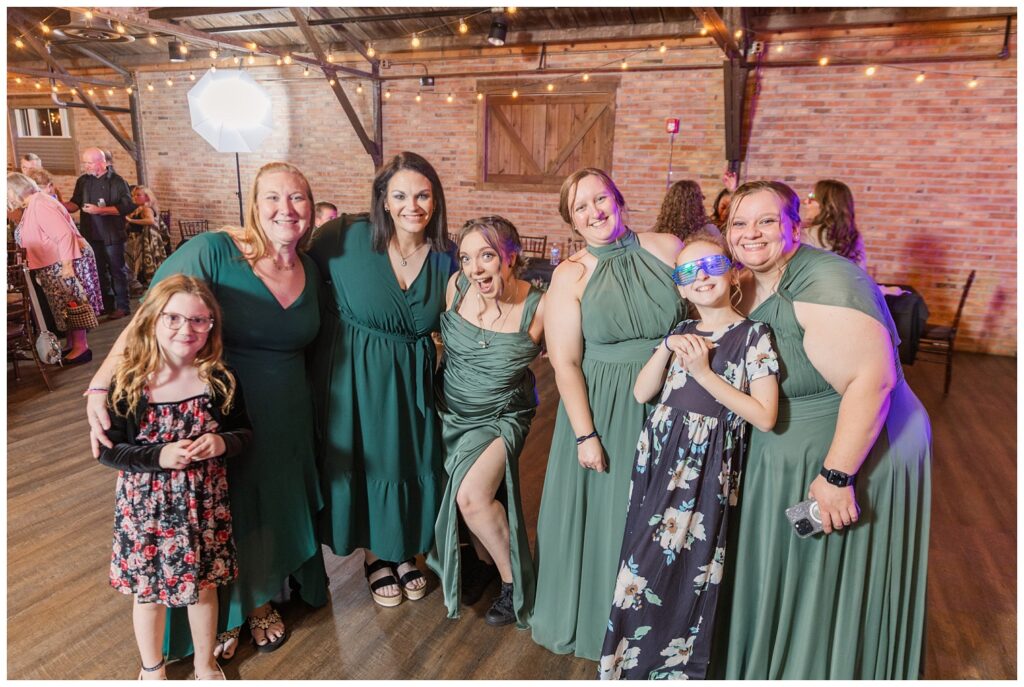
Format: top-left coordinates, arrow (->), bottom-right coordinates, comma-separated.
7,172 -> 103,364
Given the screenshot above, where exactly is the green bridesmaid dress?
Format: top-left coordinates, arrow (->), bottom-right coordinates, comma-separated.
426,274 -> 543,626
308,216 -> 456,562
712,246 -> 931,679
530,229 -> 685,661
153,232 -> 328,658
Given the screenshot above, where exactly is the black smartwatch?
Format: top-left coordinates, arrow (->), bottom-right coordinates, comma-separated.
820,466 -> 856,487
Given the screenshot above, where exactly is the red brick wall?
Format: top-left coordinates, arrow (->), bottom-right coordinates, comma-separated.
10,32 -> 1014,354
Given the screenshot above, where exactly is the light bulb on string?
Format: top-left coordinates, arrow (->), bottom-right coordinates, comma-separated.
126,86 -> 133,95
818,56 -> 829,66
165,78 -> 173,87
14,77 -> 21,84
303,65 -> 310,76
620,60 -> 628,70
476,92 -> 484,101
459,19 -> 468,34
189,71 -> 196,81
506,6 -> 517,14
915,72 -> 926,83
148,35 -> 157,45
247,53 -> 256,65
84,10 -> 93,19
107,87 -> 114,95
34,80 -> 41,90
384,88 -> 391,99
51,84 -> 59,92
248,42 -> 258,51
582,73 -> 590,82
446,92 -> 454,103
115,23 -> 126,34
511,88 -> 519,98
546,82 -> 554,91
327,51 -> 334,63
276,57 -> 283,66
41,22 -> 50,34
87,87 -> 95,96
411,33 -> 421,48
415,92 -> 422,103
967,76 -> 979,88
734,29 -> 743,39
329,78 -> 336,86
231,55 -> 240,65
356,83 -> 363,93
179,43 -> 188,56
865,66 -> 876,76
283,54 -> 292,65
147,83 -> 154,91
15,38 -> 24,49
210,63 -> 217,73
659,43 -> 667,54
699,27 -> 708,36
367,43 -> 376,58
70,87 -> 77,95
775,44 -> 784,53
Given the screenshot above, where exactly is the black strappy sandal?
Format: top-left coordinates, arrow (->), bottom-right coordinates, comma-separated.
364,558 -> 403,607
395,557 -> 427,601
249,606 -> 288,653
137,657 -> 166,680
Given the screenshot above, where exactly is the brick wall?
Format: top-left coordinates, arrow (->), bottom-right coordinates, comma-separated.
8,31 -> 1015,354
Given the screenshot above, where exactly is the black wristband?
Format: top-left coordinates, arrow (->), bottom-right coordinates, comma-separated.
575,430 -> 600,445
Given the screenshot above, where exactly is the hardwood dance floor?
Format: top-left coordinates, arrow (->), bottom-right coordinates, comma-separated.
7,316 -> 1016,679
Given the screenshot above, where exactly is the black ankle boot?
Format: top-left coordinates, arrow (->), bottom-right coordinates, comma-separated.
484,582 -> 515,626
461,555 -> 498,606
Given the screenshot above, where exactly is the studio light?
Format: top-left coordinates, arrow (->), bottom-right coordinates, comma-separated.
488,18 -> 509,46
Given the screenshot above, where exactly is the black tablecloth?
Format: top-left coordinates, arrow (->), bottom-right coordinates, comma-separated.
521,258 -> 555,290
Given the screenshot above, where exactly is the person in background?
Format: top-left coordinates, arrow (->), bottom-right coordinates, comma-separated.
65,147 -> 135,319
652,179 -> 721,241
7,172 -> 102,364
801,179 -> 867,270
314,201 -> 338,231
124,185 -> 169,290
710,170 -> 739,232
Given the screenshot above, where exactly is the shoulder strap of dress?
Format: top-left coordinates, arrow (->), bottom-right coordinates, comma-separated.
450,272 -> 471,311
517,284 -> 542,332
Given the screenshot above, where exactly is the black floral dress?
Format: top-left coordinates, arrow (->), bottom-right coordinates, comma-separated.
109,393 -> 238,607
599,319 -> 779,680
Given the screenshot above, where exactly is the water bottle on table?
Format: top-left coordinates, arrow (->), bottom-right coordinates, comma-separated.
549,243 -> 561,266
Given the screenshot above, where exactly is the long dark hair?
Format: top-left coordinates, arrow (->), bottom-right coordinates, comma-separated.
711,187 -> 732,227
808,179 -> 863,264
370,151 -> 448,253
653,179 -> 708,240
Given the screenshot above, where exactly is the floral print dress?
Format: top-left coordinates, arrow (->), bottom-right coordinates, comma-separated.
598,319 -> 778,680
109,393 -> 238,607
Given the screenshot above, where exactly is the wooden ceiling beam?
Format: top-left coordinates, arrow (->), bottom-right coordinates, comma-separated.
147,7 -> 282,21
311,7 -> 377,65
198,8 -> 489,35
750,6 -> 1016,33
290,8 -> 380,166
690,8 -> 742,59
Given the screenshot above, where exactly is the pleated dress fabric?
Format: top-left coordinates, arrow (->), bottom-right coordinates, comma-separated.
308,217 -> 456,562
153,232 -> 328,658
426,274 -> 543,626
530,229 -> 686,661
711,245 -> 932,679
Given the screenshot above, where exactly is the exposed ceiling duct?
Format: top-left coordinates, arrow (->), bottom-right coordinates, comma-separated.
52,11 -> 135,43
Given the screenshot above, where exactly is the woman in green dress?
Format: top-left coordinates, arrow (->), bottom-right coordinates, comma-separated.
531,169 -> 685,661
309,152 -> 456,607
86,162 -> 328,661
425,216 -> 545,627
712,181 -> 931,678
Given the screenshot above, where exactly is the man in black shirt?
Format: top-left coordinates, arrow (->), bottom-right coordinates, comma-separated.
65,147 -> 135,318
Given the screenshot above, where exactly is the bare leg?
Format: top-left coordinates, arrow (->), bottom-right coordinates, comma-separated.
188,589 -> 222,678
456,438 -> 513,583
132,596 -> 167,680
67,328 -> 89,357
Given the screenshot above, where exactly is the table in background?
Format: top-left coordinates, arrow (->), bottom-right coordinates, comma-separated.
521,257 -> 555,291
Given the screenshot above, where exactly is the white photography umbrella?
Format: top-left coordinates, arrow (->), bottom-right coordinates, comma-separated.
187,69 -> 273,222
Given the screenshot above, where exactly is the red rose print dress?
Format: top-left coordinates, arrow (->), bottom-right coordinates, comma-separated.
109,393 -> 238,607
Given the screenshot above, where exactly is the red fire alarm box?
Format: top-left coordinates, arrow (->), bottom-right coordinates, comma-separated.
665,118 -> 680,134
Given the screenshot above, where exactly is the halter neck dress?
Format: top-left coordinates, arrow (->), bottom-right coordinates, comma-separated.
426,273 -> 543,625
530,229 -> 685,660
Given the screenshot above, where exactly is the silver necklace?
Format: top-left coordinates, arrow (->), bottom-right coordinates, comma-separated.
476,283 -> 519,348
392,241 -> 427,267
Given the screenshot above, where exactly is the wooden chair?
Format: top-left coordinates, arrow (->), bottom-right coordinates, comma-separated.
916,270 -> 976,396
566,238 -> 586,255
177,219 -> 209,249
520,234 -> 547,259
8,258 -> 54,391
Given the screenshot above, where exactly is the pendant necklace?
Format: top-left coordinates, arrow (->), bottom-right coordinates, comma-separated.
477,283 -> 519,348
393,240 -> 427,267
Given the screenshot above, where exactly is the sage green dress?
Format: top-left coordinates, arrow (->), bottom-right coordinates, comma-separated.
153,232 -> 328,658
712,246 -> 931,679
426,274 -> 543,626
308,216 -> 456,561
531,230 -> 685,661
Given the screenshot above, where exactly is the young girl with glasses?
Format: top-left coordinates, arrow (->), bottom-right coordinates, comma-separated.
598,229 -> 779,680
94,274 -> 252,680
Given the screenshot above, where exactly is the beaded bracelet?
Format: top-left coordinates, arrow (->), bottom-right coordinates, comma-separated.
575,430 -> 600,445
83,387 -> 109,396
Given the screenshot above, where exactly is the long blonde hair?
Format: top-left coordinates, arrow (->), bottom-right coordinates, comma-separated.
110,274 -> 236,416
218,161 -> 315,264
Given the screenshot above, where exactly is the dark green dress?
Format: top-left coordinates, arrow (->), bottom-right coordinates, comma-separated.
308,217 -> 456,561
153,232 -> 328,658
531,230 -> 685,661
426,274 -> 543,626
712,246 -> 932,679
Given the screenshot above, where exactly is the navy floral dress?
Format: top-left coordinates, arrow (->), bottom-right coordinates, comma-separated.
599,319 -> 779,680
109,393 -> 238,607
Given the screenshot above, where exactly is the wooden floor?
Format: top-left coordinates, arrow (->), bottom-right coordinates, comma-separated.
7,317 -> 1017,679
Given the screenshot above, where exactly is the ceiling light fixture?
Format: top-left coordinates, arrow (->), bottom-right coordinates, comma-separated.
487,18 -> 509,46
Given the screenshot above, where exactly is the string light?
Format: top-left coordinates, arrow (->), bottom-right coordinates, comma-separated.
476,92 -> 484,101
699,27 -> 708,36
915,72 -> 926,83
582,73 -> 590,82
189,71 -> 196,81
233,55 -> 241,65
14,77 -> 21,84
276,57 -> 283,66
734,29 -> 743,39
303,65 -> 310,76
506,6 -> 517,14
248,42 -> 258,51
967,76 -> 979,88
148,35 -> 157,45
107,87 -> 114,95
179,43 -> 188,56
384,88 -> 391,99
446,92 -> 454,103
659,43 -> 667,54
329,78 -> 336,86
70,87 -> 76,95
283,54 -> 292,64
126,86 -> 133,95
115,23 -> 125,34
87,87 -> 95,96
147,83 -> 154,91
415,92 -> 422,103
356,83 -> 363,93
546,82 -> 554,91
14,38 -> 24,49
51,84 -> 58,92
209,49 -> 219,59
40,22 -> 50,34
367,43 -> 376,58
459,18 -> 469,34
210,64 -> 217,73
84,10 -> 93,19
248,53 -> 256,65
620,60 -> 628,70
818,56 -> 829,66
775,44 -> 784,53
865,66 -> 876,76
327,51 -> 334,63
34,81 -> 41,90
165,78 -> 173,87
511,88 -> 519,98
411,33 -> 421,48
